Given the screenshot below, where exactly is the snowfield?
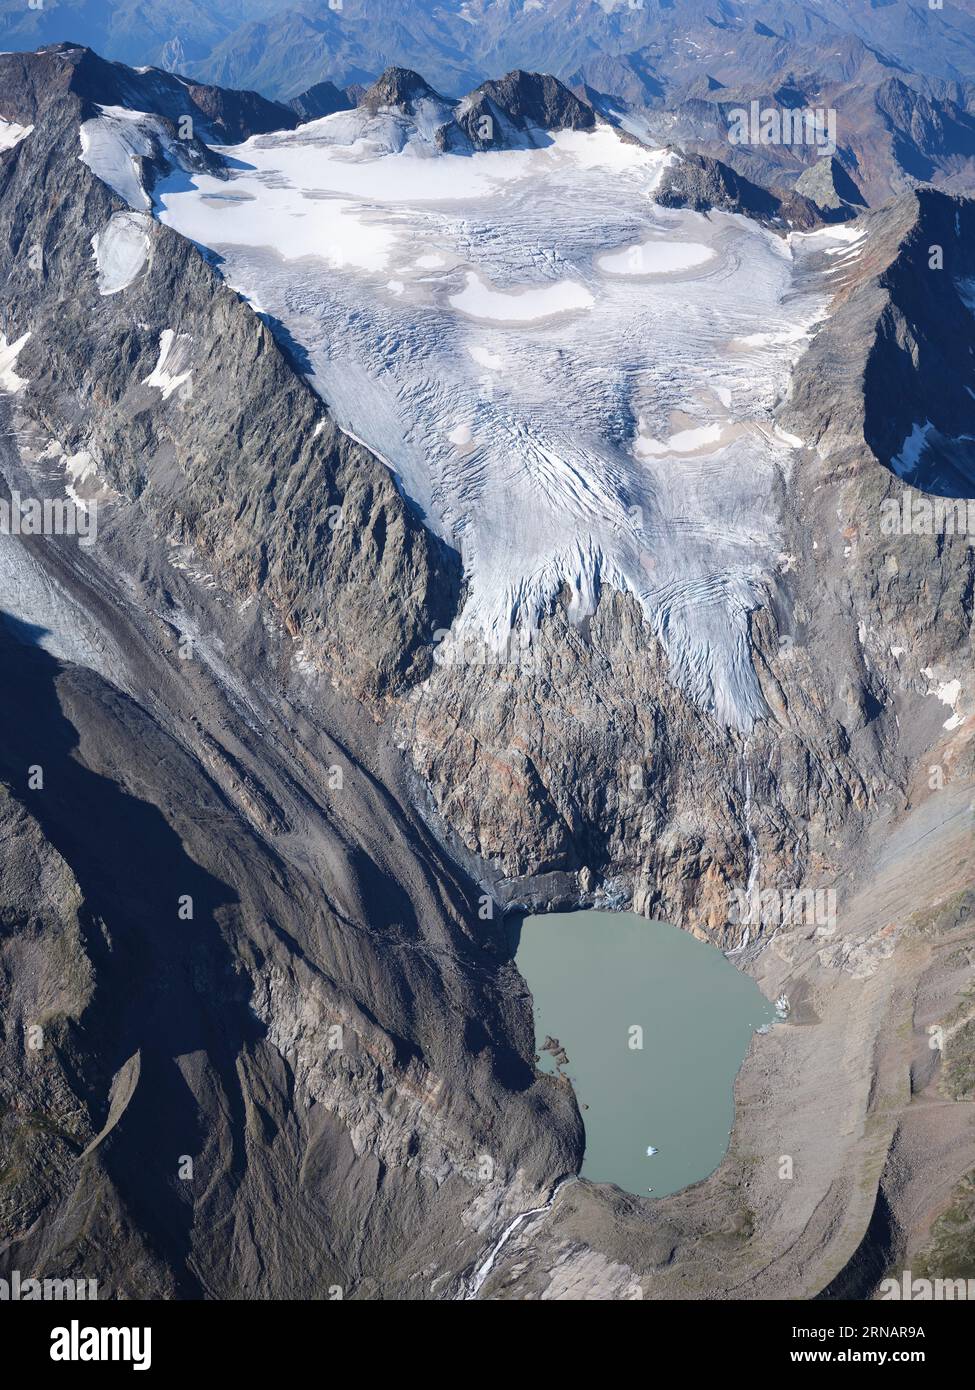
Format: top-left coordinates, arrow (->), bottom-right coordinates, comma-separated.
145,107 -> 849,727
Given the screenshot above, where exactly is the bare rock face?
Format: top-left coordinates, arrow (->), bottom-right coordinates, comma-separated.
0,43 -> 296,142
359,66 -> 450,116
0,620 -> 582,1299
795,155 -> 866,212
289,80 -> 353,123
655,149 -> 830,228
785,190 -> 975,496
452,69 -> 595,150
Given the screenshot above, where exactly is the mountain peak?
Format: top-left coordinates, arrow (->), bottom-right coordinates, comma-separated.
451,69 -> 594,150
290,79 -> 354,123
0,44 -> 296,143
465,69 -> 594,132
360,67 -> 449,114
794,156 -> 866,212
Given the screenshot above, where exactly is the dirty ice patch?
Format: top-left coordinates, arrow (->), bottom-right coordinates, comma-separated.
0,331 -> 30,392
143,329 -> 192,400
598,239 -> 714,276
0,119 -> 33,152
636,422 -> 725,457
91,211 -> 151,294
450,272 -> 594,323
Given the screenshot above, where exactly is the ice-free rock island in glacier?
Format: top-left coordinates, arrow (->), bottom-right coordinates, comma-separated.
148,97 -> 854,728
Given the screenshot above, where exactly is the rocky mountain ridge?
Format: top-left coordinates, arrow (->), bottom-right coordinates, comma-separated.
0,41 -> 972,1302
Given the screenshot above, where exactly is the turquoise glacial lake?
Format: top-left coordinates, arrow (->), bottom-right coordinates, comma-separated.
517,910 -> 776,1197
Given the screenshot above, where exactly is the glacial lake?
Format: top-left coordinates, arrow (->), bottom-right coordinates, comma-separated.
516,911 -> 777,1197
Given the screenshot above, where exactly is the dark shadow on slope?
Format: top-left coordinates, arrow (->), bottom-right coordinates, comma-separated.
0,619 -> 264,1297
815,1187 -> 902,1300
257,311 -> 315,378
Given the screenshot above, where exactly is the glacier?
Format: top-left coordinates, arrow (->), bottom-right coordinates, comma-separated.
137,105 -> 852,728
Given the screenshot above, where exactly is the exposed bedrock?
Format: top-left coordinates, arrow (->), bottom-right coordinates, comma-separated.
0,46 -> 972,1300
396,186 -> 974,947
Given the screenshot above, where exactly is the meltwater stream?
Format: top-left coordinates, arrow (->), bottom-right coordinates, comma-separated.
516,911 -> 776,1197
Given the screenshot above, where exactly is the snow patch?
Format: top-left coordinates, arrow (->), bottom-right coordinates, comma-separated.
597,239 -> 714,276
891,421 -> 934,478
468,344 -> 504,371
0,119 -> 33,152
91,211 -> 151,294
64,451 -> 97,509
449,422 -> 475,448
0,331 -> 30,392
143,329 -> 192,400
449,271 -> 594,323
922,670 -> 966,730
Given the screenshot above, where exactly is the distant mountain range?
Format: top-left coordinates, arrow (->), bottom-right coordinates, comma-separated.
4,1 -> 975,202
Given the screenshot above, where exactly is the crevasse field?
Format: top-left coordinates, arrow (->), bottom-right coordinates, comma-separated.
83,101 -> 866,727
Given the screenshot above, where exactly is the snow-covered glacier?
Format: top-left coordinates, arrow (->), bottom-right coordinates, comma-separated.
143,105 -> 852,728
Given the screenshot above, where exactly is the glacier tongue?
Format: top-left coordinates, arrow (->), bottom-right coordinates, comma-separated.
152,115 -> 841,729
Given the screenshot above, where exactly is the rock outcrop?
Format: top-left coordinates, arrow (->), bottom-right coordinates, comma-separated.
655,149 -> 832,228
289,79 -> 353,123
452,69 -> 595,150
